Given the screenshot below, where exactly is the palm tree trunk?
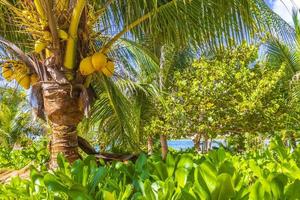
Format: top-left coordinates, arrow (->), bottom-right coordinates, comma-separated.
147,136 -> 154,155
42,83 -> 83,168
160,135 -> 168,160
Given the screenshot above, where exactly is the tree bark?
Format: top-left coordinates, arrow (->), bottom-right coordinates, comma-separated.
147,136 -> 154,155
193,133 -> 201,153
160,135 -> 168,160
203,134 -> 209,153
42,83 -> 83,168
290,132 -> 297,149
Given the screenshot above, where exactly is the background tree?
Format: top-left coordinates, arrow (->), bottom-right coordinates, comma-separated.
0,87 -> 44,148
0,0 -> 293,167
161,43 -> 297,152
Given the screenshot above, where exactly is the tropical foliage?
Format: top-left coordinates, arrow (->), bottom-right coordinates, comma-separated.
0,87 -> 44,148
0,0 -> 294,165
1,139 -> 300,200
1,1 -> 300,199
0,139 -> 48,169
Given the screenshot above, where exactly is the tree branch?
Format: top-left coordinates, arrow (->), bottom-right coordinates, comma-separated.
78,136 -> 98,154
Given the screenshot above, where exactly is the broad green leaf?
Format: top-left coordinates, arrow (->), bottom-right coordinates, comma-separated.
135,153 -> 147,172
166,154 -> 175,177
175,168 -> 190,188
140,180 -> 156,200
198,161 -> 217,193
57,153 -> 68,172
249,159 -> 262,178
180,188 -> 197,200
88,167 -> 107,194
103,190 -> 117,200
285,180 -> 300,200
249,181 -> 264,200
82,165 -> 89,187
68,184 -> 93,200
208,147 -> 226,166
157,178 -> 176,200
177,154 -> 193,170
120,184 -> 133,200
152,161 -> 168,180
211,173 -> 234,200
218,160 -> 235,176
71,160 -> 84,184
44,173 -> 68,192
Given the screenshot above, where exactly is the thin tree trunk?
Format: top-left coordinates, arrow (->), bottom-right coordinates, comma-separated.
147,136 -> 154,155
290,132 -> 297,149
42,83 -> 83,168
203,134 -> 209,153
193,133 -> 201,153
160,135 -> 168,160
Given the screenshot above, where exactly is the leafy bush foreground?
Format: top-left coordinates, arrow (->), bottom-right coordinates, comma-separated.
1,140 -> 300,200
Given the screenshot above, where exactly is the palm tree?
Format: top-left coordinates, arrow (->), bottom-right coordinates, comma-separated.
265,9 -> 300,146
0,0 -> 293,167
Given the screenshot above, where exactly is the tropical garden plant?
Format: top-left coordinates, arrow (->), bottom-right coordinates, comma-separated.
1,138 -> 300,199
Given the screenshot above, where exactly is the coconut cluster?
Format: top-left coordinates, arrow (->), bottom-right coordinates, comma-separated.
1,60 -> 39,89
79,52 -> 115,77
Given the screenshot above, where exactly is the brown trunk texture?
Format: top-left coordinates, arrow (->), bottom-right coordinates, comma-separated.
204,136 -> 209,153
160,135 -> 168,160
42,83 -> 83,168
193,133 -> 201,152
147,136 -> 154,155
290,133 -> 297,149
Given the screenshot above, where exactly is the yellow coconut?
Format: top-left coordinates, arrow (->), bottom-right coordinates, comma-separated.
35,40 -> 47,53
13,63 -> 28,79
45,49 -> 53,58
58,29 -> 68,40
79,56 -> 95,75
30,74 -> 39,85
17,75 -> 31,89
101,61 -> 115,77
91,52 -> 107,71
1,64 -> 13,80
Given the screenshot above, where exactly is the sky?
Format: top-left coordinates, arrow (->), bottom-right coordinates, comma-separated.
266,0 -> 300,25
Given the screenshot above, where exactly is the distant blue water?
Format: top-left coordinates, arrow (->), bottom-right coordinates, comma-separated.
168,139 -> 225,150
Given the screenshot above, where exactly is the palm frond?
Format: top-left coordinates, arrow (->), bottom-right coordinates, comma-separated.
0,0 -> 32,50
88,73 -> 140,152
265,38 -> 300,75
95,0 -> 294,52
93,36 -> 160,78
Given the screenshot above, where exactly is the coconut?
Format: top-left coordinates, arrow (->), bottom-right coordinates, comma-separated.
34,40 -> 47,53
79,56 -> 95,75
18,75 -> 31,89
91,52 -> 107,71
30,74 -> 39,85
102,61 -> 115,77
1,65 -> 13,80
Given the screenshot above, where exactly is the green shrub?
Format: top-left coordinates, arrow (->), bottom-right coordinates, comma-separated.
0,140 -> 49,169
1,141 -> 300,199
